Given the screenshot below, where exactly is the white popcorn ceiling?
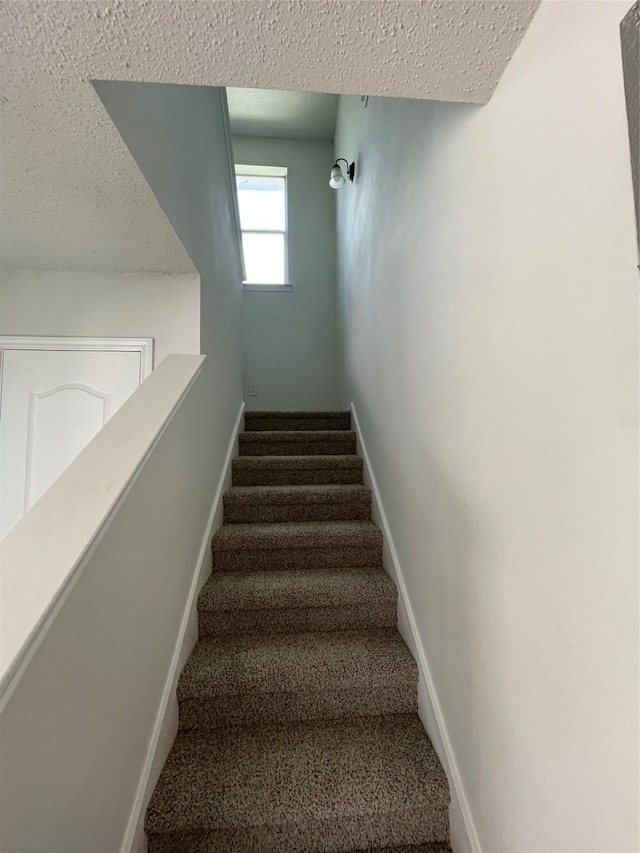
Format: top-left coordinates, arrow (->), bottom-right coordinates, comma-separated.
0,0 -> 539,273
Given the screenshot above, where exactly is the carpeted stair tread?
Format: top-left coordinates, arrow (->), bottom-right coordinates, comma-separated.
213,520 -> 382,552
224,484 -> 372,523
245,410 -> 351,431
199,567 -> 395,613
234,455 -> 362,471
358,846 -> 451,853
211,520 -> 383,571
145,714 -> 449,852
225,483 -> 371,508
177,629 -> 417,728
232,454 -> 363,486
239,430 -> 356,456
178,628 -> 415,698
198,567 -> 397,637
239,430 -> 354,443
355,847 -> 451,853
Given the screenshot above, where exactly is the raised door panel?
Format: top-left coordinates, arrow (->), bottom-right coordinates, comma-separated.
1,347 -> 144,538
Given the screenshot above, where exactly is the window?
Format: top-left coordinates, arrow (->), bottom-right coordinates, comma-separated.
235,165 -> 288,287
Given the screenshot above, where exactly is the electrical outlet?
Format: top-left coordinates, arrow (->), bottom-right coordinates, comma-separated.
248,382 -> 258,397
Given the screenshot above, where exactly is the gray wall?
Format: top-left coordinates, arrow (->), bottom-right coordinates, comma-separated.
335,2 -> 638,851
233,136 -> 339,411
621,1 -> 639,255
95,80 -> 243,463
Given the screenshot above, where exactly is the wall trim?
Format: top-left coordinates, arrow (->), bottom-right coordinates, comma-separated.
350,401 -> 481,853
218,87 -> 246,284
121,400 -> 245,853
0,335 -> 155,381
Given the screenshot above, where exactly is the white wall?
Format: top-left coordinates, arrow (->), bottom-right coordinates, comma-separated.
0,269 -> 200,364
0,356 -> 238,853
233,136 -> 339,411
335,3 -> 639,852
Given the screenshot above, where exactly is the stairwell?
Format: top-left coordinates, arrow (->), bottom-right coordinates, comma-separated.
145,411 -> 450,853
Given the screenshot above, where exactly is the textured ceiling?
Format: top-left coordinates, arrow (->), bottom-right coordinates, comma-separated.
0,0 -> 539,273
228,89 -> 339,142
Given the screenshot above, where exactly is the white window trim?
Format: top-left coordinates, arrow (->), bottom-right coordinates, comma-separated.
235,165 -> 290,291
242,284 -> 293,292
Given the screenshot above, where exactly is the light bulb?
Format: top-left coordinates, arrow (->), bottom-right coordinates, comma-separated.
329,165 -> 345,189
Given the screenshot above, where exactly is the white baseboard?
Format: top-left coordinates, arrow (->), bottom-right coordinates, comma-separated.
350,402 -> 480,853
121,401 -> 245,853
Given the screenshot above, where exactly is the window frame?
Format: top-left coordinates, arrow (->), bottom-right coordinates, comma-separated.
235,164 -> 291,291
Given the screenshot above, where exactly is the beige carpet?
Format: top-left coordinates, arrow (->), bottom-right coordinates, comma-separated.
145,411 -> 450,853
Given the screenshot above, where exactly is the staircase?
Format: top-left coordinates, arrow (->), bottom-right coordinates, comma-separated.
145,411 -> 450,853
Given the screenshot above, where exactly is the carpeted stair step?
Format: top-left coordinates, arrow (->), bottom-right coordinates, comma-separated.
146,406 -> 451,852
233,454 -> 363,486
211,520 -> 383,572
223,484 -> 372,524
198,567 -> 397,637
145,714 -> 450,853
239,430 -> 356,457
360,846 -> 451,853
244,410 -> 351,432
177,628 -> 416,730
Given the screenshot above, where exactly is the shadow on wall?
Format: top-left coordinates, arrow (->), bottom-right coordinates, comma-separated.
620,1 -> 640,256
356,403 -> 509,853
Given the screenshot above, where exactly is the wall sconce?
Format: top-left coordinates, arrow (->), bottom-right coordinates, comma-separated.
329,158 -> 355,189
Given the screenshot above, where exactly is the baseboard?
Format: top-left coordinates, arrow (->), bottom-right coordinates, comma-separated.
121,401 -> 245,853
350,402 -> 480,853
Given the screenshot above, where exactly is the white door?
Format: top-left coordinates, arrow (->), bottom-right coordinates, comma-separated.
0,337 -> 153,539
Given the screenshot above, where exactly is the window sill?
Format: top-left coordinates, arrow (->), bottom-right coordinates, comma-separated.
242,283 -> 292,292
